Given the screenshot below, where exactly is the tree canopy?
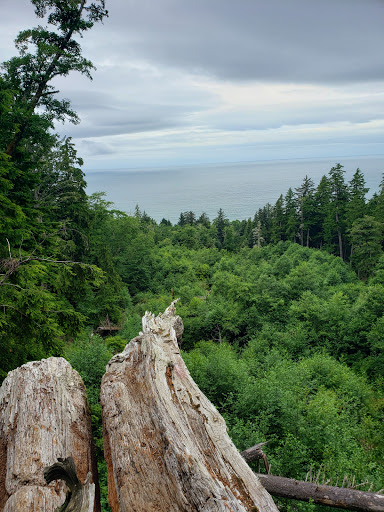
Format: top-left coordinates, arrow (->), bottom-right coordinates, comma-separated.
1,2 -> 384,510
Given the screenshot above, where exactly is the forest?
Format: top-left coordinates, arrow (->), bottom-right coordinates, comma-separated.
1,1 -> 383,511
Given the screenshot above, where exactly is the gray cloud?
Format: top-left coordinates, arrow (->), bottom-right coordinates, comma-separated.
100,0 -> 384,84
2,0 -> 384,167
53,63 -> 219,138
80,139 -> 114,156
4,0 -> 383,85
203,94 -> 384,131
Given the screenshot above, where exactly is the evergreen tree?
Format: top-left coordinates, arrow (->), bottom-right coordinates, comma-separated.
0,1 -> 111,378
284,188 -> 298,242
346,168 -> 369,257
370,174 -> 384,225
178,212 -> 186,226
324,164 -> 349,258
312,175 -> 331,249
350,216 -> 383,278
134,204 -> 142,219
241,217 -> 254,248
197,212 -> 210,228
346,168 -> 368,225
270,194 -> 285,243
258,203 -> 273,245
2,0 -> 108,158
252,220 -> 264,248
214,208 -> 227,249
184,211 -> 197,226
0,0 -> 107,249
295,175 -> 315,247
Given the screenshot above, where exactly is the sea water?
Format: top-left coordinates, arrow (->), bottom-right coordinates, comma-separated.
84,156 -> 384,224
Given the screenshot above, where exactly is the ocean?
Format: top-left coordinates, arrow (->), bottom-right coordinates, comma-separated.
84,156 -> 384,224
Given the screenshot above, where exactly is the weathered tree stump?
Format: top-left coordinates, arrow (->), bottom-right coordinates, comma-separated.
101,302 -> 278,511
0,357 -> 99,512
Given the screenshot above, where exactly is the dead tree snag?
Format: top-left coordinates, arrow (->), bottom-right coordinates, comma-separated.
101,302 -> 278,512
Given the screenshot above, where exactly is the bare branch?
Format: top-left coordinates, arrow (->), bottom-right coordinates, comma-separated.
6,239 -> 12,258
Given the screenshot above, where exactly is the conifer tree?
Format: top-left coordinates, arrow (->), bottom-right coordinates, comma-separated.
197,212 -> 210,227
350,216 -> 383,278
270,194 -> 285,243
1,0 -> 108,247
324,164 -> 349,258
312,175 -> 331,249
215,208 -> 227,248
2,0 -> 108,158
346,168 -> 368,225
284,188 -> 298,242
345,168 -> 369,257
0,1 -> 110,377
295,175 -> 315,247
370,174 -> 384,225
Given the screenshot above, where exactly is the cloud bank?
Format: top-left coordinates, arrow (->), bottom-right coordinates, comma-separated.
1,0 -> 383,168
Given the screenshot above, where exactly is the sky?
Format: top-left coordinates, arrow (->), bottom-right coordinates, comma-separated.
1,0 -> 384,171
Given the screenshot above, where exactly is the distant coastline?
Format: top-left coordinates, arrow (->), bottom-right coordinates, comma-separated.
85,155 -> 384,223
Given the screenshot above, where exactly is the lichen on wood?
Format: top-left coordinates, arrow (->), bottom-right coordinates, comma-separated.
101,301 -> 278,511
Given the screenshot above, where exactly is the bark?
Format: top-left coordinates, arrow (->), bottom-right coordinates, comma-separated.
256,474 -> 384,512
0,357 -> 99,512
101,301 -> 278,512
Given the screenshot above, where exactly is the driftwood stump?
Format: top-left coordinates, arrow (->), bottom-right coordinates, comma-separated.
101,302 -> 278,511
0,357 -> 99,512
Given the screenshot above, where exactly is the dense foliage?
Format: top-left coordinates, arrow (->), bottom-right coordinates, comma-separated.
1,2 -> 384,511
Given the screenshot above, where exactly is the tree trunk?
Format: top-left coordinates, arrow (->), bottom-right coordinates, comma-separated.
0,357 -> 99,512
101,301 -> 278,512
256,474 -> 384,512
335,210 -> 343,259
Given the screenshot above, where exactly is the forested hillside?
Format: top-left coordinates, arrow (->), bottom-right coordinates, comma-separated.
1,2 -> 383,511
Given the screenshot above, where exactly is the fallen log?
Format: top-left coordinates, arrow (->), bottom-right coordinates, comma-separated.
101,301 -> 278,511
241,442 -> 270,473
0,357 -> 99,512
256,473 -> 384,512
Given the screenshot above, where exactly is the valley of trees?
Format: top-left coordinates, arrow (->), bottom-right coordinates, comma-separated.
1,1 -> 383,511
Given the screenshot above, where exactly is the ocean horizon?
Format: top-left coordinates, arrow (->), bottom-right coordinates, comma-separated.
84,155 -> 384,224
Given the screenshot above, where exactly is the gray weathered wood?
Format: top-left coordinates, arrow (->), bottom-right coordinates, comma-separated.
0,357 -> 98,512
101,301 -> 279,512
256,473 -> 384,511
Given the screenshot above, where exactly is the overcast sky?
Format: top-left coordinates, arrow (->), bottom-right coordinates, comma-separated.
1,0 -> 384,170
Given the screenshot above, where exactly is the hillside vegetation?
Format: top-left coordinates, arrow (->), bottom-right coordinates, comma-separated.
1,2 -> 383,510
